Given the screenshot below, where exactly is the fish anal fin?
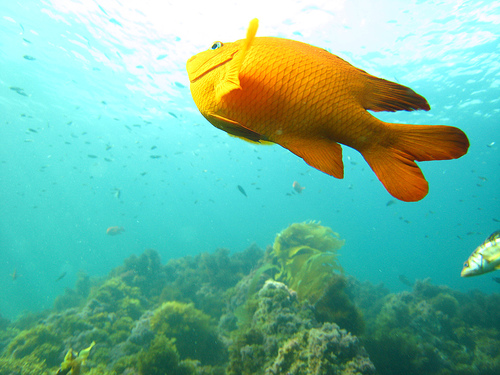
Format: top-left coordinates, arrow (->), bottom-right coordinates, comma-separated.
207,113 -> 268,143
361,75 -> 431,112
216,19 -> 259,102
281,138 -> 344,179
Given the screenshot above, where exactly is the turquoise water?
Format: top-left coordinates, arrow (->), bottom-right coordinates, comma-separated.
0,0 -> 498,319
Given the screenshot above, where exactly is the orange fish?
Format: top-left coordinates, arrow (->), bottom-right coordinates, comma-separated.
292,181 -> 305,194
186,19 -> 469,202
106,226 -> 124,235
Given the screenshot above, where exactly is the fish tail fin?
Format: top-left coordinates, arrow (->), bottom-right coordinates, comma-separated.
361,123 -> 469,202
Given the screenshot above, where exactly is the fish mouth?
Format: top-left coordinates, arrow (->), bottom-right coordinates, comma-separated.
460,268 -> 470,277
187,51 -> 236,83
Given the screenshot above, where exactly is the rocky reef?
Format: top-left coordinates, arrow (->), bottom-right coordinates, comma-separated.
0,221 -> 499,375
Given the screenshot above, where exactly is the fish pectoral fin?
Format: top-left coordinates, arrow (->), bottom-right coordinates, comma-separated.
215,18 -> 259,101
281,137 -> 344,179
215,79 -> 240,102
207,113 -> 268,143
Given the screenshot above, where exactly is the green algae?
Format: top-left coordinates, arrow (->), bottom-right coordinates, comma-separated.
0,353 -> 50,374
137,334 -> 196,375
150,301 -> 226,366
313,274 -> 365,335
6,324 -> 63,367
360,278 -> 500,375
0,235 -> 498,375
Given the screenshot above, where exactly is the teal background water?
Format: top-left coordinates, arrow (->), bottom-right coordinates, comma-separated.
0,0 -> 498,319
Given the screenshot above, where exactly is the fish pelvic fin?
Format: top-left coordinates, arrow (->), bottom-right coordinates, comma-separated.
361,75 -> 431,112
207,112 -> 270,143
361,123 -> 469,202
215,19 -> 259,101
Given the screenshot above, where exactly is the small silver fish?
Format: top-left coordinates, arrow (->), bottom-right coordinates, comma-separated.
112,188 -> 121,199
461,230 -> 500,277
237,185 -> 247,197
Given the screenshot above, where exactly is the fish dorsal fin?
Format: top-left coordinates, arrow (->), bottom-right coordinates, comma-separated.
486,230 -> 500,243
215,18 -> 259,101
361,74 -> 431,112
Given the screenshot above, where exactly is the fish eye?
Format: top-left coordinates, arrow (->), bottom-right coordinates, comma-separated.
211,41 -> 223,50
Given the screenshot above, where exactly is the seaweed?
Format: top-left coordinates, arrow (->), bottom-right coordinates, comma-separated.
361,279 -> 500,375
161,246 -> 263,319
270,221 -> 344,304
266,323 -> 375,374
0,353 -> 50,374
110,249 -> 167,301
0,234 -> 498,375
6,324 -> 64,367
137,334 -> 195,375
313,274 -> 365,335
149,301 -> 227,366
236,222 -> 353,334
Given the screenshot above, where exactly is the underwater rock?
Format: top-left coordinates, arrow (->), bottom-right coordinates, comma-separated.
253,280 -> 313,338
219,265 -> 264,333
0,313 -> 12,353
53,273 -> 91,312
225,222 -> 349,336
75,272 -> 92,298
0,353 -> 50,374
111,249 -> 167,299
78,298 -> 110,321
227,281 -> 318,375
54,290 -> 85,311
1,244 -> 499,375
161,245 -> 264,319
313,274 -> 365,335
265,322 -> 375,375
87,276 -> 149,321
12,310 -> 50,331
149,301 -> 227,366
63,327 -> 105,355
363,278 -> 500,375
228,223 -> 362,338
6,323 -> 64,367
137,334 -> 196,375
343,276 -> 389,325
128,311 -> 155,347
